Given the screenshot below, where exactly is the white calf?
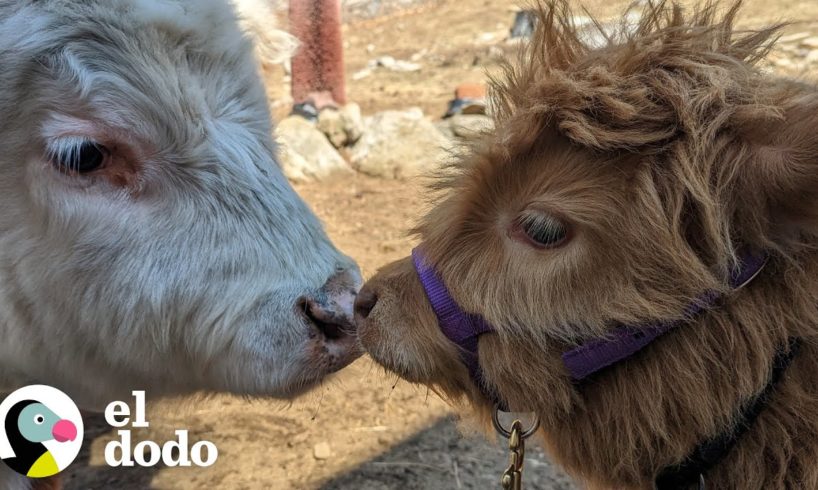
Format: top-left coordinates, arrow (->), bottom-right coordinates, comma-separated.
0,2 -> 359,486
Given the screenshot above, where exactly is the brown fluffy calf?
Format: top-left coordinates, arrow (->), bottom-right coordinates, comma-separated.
355,1 -> 818,488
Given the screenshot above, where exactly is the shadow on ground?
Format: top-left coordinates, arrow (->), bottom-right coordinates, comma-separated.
319,416 -> 576,490
62,412 -> 576,489
62,413 -> 162,490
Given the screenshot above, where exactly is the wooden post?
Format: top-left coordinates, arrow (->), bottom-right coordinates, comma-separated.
289,0 -> 346,107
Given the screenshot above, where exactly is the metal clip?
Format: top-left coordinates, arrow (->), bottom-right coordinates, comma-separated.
493,406 -> 540,490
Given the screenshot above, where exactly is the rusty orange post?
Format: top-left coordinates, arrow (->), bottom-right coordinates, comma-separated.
289,0 -> 346,108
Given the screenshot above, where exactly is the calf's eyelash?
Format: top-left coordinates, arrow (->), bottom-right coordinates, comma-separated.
46,136 -> 95,162
45,136 -> 109,174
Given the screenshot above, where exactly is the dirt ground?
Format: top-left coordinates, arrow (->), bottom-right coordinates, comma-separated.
62,0 -> 818,489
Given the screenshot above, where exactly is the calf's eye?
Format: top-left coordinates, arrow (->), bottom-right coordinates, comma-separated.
514,211 -> 569,248
48,139 -> 108,174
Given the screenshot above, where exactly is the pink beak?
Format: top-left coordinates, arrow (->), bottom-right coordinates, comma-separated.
52,419 -> 77,443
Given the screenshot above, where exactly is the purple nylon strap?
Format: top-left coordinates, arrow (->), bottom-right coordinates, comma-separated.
412,246 -> 768,406
562,251 -> 769,381
412,249 -> 503,406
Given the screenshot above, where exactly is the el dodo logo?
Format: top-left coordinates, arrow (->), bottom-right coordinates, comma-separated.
0,385 -> 82,478
104,391 -> 218,468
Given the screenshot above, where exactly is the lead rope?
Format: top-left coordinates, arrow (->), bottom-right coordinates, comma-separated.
493,406 -> 540,490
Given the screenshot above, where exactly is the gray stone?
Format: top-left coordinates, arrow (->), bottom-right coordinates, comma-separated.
340,103 -> 365,145
276,116 -> 353,182
449,114 -> 494,140
316,103 -> 365,149
434,119 -> 456,140
317,109 -> 347,148
410,49 -> 428,61
350,108 -> 451,179
368,55 -> 422,72
352,67 -> 373,80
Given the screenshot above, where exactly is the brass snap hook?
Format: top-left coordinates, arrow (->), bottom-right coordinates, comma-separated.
492,406 -> 540,439
493,406 -> 540,490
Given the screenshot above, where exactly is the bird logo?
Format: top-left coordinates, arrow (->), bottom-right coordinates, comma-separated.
0,385 -> 83,478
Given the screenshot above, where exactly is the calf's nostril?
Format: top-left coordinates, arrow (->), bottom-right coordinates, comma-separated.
354,287 -> 378,321
300,297 -> 353,341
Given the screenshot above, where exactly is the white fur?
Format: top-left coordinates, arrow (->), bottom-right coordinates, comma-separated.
0,4 -> 355,486
233,0 -> 299,64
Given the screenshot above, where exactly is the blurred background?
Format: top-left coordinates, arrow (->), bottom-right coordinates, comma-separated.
63,0 -> 817,488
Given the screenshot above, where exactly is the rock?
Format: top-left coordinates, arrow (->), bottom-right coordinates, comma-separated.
316,103 -> 365,148
276,116 -> 352,182
449,114 -> 494,140
779,43 -> 802,53
476,32 -> 498,44
807,50 -> 818,64
317,109 -> 346,148
386,59 -> 421,72
434,120 -> 456,140
410,49 -> 428,62
313,441 -> 332,460
350,108 -> 451,179
352,67 -> 373,80
368,55 -> 422,72
779,32 -> 810,44
340,103 -> 364,145
799,37 -> 818,49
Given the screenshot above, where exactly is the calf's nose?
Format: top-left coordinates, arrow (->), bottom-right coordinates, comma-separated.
300,268 -> 360,340
354,284 -> 378,322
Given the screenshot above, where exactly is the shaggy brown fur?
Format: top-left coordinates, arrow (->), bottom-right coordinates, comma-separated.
356,1 -> 818,488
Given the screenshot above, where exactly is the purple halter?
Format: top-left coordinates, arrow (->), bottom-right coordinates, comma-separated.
412,247 -> 768,407
412,248 -> 504,406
